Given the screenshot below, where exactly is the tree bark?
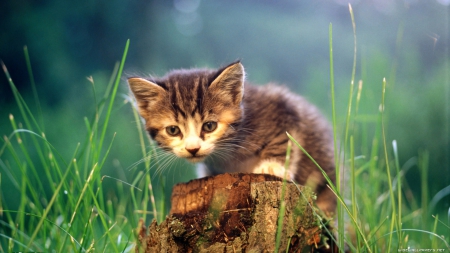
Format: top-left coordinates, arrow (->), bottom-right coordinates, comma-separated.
136,173 -> 335,253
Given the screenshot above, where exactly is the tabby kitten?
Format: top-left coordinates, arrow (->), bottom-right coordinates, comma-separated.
128,61 -> 336,213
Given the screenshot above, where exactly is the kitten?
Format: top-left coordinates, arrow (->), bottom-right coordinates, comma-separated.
128,61 -> 336,214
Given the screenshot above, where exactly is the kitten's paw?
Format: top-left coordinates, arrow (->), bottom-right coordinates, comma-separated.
253,160 -> 293,180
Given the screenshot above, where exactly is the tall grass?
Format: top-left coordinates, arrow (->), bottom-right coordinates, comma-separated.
0,40 -> 162,252
291,4 -> 450,252
1,17 -> 450,253
310,4 -> 450,252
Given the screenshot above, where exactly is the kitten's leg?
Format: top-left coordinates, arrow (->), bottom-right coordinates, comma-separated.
253,159 -> 293,180
316,187 -> 337,214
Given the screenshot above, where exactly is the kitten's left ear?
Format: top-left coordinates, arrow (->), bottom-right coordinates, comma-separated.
209,62 -> 245,105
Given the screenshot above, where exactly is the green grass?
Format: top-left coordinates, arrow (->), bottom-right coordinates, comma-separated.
1,25 -> 450,253
322,7 -> 449,251
0,40 -> 162,252
322,6 -> 450,251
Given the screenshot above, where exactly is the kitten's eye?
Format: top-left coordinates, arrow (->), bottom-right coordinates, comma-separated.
166,126 -> 180,136
202,121 -> 217,133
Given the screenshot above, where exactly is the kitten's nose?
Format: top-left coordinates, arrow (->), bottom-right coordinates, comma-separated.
186,147 -> 200,156
185,136 -> 201,156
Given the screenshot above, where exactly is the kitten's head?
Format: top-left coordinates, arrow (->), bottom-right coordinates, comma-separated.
128,61 -> 245,163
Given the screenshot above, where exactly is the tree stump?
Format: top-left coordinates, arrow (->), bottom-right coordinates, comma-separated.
136,173 -> 335,252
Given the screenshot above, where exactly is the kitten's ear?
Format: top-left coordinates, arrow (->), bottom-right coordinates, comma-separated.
209,62 -> 245,105
128,77 -> 166,108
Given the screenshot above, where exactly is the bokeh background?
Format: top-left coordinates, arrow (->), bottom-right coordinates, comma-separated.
1,0 -> 449,215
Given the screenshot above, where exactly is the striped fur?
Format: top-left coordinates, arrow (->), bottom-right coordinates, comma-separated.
128,61 -> 336,214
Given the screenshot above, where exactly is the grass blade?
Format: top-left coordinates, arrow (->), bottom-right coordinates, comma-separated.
286,132 -> 372,252
23,46 -> 44,131
26,158 -> 74,250
328,22 -> 346,251
274,140 -> 292,252
98,39 -> 129,152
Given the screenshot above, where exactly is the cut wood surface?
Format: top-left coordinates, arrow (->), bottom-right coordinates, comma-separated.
136,173 -> 335,252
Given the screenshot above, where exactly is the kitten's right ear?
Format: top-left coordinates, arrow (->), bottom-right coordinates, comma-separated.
128,77 -> 166,107
209,62 -> 245,105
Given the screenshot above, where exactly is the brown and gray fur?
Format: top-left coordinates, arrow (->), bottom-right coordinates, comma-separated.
128,61 -> 336,214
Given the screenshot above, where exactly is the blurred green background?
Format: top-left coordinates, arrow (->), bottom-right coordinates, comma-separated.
1,0 -> 449,214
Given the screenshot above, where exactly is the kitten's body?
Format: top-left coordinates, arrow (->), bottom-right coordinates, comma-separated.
128,62 -> 336,213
